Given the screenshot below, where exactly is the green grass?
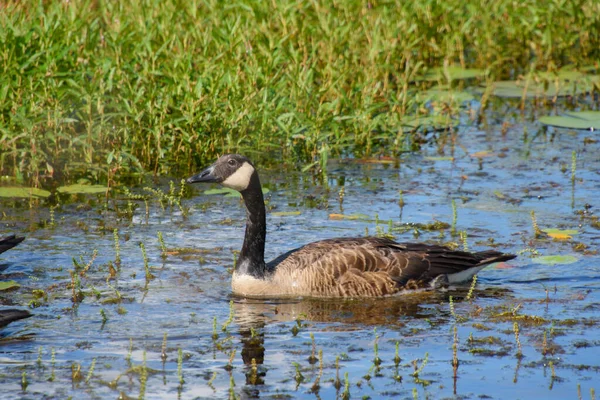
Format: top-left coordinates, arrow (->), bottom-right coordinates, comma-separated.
1,0 -> 598,185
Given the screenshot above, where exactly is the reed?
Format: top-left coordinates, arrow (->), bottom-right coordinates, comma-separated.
1,0 -> 597,184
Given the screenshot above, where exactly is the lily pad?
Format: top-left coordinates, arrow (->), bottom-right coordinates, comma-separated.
417,87 -> 475,105
0,187 -> 51,198
539,111 -> 600,130
329,213 -> 371,221
57,184 -> 108,194
424,156 -> 454,161
542,228 -> 578,240
271,211 -> 301,217
0,280 -> 20,291
533,255 -> 578,265
418,67 -> 486,82
401,115 -> 459,134
482,72 -> 599,99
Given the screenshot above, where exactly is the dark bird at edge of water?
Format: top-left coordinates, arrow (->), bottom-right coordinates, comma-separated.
0,234 -> 25,255
0,234 -> 31,328
186,154 -> 516,298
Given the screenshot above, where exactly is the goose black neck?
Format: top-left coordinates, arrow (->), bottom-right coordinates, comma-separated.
238,171 -> 268,278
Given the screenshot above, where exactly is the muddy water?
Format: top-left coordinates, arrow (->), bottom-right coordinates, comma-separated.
1,111 -> 599,399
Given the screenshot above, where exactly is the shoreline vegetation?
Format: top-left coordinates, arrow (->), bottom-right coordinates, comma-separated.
1,0 -> 599,186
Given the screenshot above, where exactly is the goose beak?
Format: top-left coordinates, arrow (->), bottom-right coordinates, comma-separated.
186,165 -> 220,184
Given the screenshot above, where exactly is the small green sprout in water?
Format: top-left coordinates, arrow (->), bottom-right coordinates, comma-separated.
207,371 -> 217,391
157,231 -> 167,259
21,371 -> 28,392
542,330 -> 548,356
139,242 -> 155,281
178,347 -> 184,385
412,352 -> 429,378
71,363 -> 82,383
70,270 -> 84,303
334,355 -> 342,390
221,300 -> 234,332
140,350 -> 148,399
100,309 -> 108,324
249,358 -> 258,385
590,387 -> 595,400
228,375 -> 236,399
373,328 -> 382,366
113,229 -> 121,266
412,387 -> 418,400
308,332 -> 318,364
530,210 -> 543,238
513,322 -> 523,358
161,333 -> 168,362
126,338 -> 133,365
49,347 -> 56,382
571,150 -> 577,186
85,358 -> 96,384
36,346 -> 43,368
452,326 -> 459,378
398,190 -> 405,209
466,275 -> 478,301
338,186 -> 345,211
449,296 -> 457,320
341,372 -> 350,400
293,362 -> 305,386
311,349 -> 323,393
460,231 -> 469,252
212,316 -> 219,340
224,349 -> 236,371
291,315 -> 303,336
49,206 -> 56,228
451,198 -> 457,236
548,360 -> 556,390
394,341 -> 401,366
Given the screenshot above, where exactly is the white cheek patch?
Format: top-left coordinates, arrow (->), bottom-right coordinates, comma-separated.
222,162 -> 254,191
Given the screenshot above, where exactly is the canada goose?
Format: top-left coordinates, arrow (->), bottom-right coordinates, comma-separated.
0,234 -> 30,327
186,154 -> 516,298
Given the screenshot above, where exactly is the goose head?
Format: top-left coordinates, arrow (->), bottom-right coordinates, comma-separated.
186,154 -> 257,192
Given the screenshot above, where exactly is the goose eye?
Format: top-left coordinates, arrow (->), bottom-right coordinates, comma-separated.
228,159 -> 237,167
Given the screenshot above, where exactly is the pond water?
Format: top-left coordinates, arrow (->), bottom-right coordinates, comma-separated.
1,101 -> 599,399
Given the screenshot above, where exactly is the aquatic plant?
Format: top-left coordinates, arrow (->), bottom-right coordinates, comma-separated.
2,0 -> 598,184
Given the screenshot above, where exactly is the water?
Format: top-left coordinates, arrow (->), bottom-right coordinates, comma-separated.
1,108 -> 599,399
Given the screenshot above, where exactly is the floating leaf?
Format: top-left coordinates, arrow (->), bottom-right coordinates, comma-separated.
271,211 -> 301,217
0,187 -> 50,198
401,115 -> 459,134
203,188 -> 238,196
424,156 -> 454,161
354,158 -> 396,164
538,111 -> 600,130
0,280 -> 20,291
470,151 -> 494,158
328,213 -> 371,221
482,72 -> 599,98
57,184 -> 108,194
542,228 -> 579,240
416,87 -> 475,106
418,67 -> 486,82
533,255 -> 578,265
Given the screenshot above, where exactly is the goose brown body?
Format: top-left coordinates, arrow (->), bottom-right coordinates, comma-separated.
187,154 -> 516,298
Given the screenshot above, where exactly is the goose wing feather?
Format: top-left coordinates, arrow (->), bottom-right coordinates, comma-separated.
269,237 -> 514,297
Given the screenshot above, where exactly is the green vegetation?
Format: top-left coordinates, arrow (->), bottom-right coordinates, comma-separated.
1,0 -> 599,186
